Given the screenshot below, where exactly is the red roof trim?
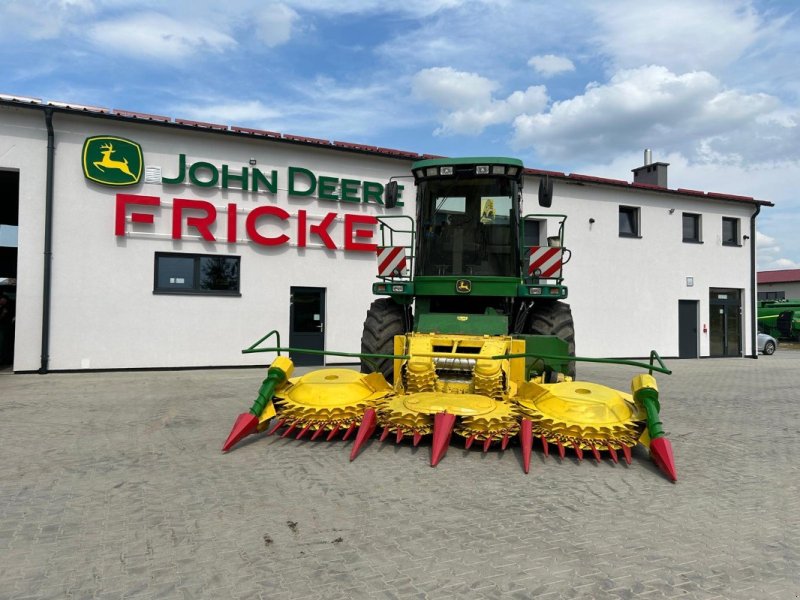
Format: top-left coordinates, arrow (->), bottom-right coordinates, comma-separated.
0,95 -> 774,207
375,146 -> 420,159
174,118 -> 228,131
523,168 -> 566,177
706,192 -> 755,202
230,126 -> 281,138
113,109 -> 171,122
676,188 -> 706,197
757,269 -> 800,283
283,134 -> 331,145
569,173 -> 629,186
48,100 -> 109,113
333,141 -> 380,152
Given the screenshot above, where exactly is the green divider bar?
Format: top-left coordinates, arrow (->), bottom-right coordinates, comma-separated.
249,365 -> 288,417
494,352 -> 672,375
635,386 -> 665,439
242,333 -> 671,377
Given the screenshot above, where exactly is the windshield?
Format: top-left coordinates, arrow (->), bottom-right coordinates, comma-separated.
415,177 -> 519,277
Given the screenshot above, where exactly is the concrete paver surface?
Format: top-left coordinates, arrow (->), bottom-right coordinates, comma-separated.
1,353 -> 798,599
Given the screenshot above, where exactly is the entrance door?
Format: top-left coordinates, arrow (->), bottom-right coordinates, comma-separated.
709,289 -> 741,357
678,300 -> 699,358
289,287 -> 325,366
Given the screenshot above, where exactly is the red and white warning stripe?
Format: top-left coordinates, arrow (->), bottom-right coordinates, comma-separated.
528,246 -> 563,278
377,246 -> 408,277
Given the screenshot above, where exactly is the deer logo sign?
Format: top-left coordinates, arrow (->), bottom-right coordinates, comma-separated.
82,136 -> 143,186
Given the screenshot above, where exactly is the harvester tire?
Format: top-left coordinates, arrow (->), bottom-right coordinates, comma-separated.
361,298 -> 407,382
527,301 -> 576,379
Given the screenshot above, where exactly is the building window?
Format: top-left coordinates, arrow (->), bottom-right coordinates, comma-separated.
619,206 -> 640,237
722,217 -> 740,246
154,252 -> 241,295
758,291 -> 786,301
682,213 -> 702,243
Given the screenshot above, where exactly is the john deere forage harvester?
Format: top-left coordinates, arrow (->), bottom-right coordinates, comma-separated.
223,157 -> 677,481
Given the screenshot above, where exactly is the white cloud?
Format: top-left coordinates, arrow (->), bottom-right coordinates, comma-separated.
512,65 -> 787,163
412,67 -> 547,135
412,67 -> 498,110
756,231 -> 778,251
254,3 -> 299,47
87,13 -> 237,61
176,100 -> 284,124
283,0 -> 468,18
528,54 -> 574,77
0,0 -> 95,39
589,0 -> 771,73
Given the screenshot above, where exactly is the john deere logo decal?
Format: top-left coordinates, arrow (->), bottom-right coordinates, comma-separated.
456,279 -> 472,293
82,136 -> 142,186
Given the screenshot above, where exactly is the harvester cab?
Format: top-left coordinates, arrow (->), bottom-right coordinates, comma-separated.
370,157 -> 574,382
223,157 -> 677,482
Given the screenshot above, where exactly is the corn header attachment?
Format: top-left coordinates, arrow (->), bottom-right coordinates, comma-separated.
223,156 -> 677,482
223,332 -> 676,482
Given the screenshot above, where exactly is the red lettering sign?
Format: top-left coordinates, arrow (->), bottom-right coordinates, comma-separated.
115,193 -> 160,236
172,198 -> 217,241
114,194 -> 378,253
344,214 -> 378,251
246,205 -> 291,246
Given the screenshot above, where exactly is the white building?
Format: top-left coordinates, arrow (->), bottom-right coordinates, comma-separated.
0,95 -> 771,372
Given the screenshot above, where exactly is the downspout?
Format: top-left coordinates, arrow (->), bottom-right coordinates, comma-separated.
748,203 -> 761,360
39,107 -> 55,374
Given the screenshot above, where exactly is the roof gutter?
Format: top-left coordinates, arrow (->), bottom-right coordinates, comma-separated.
748,203 -> 761,360
39,107 -> 55,374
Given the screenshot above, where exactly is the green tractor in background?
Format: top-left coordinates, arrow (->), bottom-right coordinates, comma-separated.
758,299 -> 800,341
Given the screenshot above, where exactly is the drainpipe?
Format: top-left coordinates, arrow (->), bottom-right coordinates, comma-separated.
748,204 -> 761,360
39,107 -> 55,374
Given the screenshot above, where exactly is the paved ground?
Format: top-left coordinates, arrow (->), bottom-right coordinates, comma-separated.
1,353 -> 798,600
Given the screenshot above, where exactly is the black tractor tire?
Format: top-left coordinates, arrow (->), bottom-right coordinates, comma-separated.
526,301 -> 576,379
763,340 -> 776,355
360,298 -> 408,381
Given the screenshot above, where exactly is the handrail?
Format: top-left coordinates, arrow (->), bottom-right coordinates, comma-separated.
243,330 -> 282,356
495,351 -> 672,376
376,214 -> 416,281
242,344 -> 408,372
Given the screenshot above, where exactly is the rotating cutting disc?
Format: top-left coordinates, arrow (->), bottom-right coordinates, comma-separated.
515,381 -> 645,450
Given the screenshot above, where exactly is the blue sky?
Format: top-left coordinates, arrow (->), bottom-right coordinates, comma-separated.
1,0 -> 799,269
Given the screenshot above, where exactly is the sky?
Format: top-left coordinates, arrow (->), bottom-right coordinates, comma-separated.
0,0 -> 798,270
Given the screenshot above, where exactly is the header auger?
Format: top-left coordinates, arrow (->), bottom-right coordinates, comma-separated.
222,157 -> 677,482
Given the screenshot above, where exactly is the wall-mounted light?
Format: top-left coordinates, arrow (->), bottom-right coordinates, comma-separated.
743,235 -> 750,241
686,276 -> 694,287
668,208 -> 675,214
249,158 -> 257,165
588,217 -> 595,230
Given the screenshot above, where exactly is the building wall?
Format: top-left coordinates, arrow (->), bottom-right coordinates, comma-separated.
758,281 -> 800,299
533,182 -> 755,358
1,105 -> 759,371
7,110 -> 415,371
0,108 -> 48,371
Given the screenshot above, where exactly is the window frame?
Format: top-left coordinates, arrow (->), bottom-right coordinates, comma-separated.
153,251 -> 242,296
758,291 -> 786,301
682,212 -> 702,243
618,205 -> 641,238
722,217 -> 741,247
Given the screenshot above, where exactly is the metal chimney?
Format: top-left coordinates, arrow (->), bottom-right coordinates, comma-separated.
632,149 -> 669,188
